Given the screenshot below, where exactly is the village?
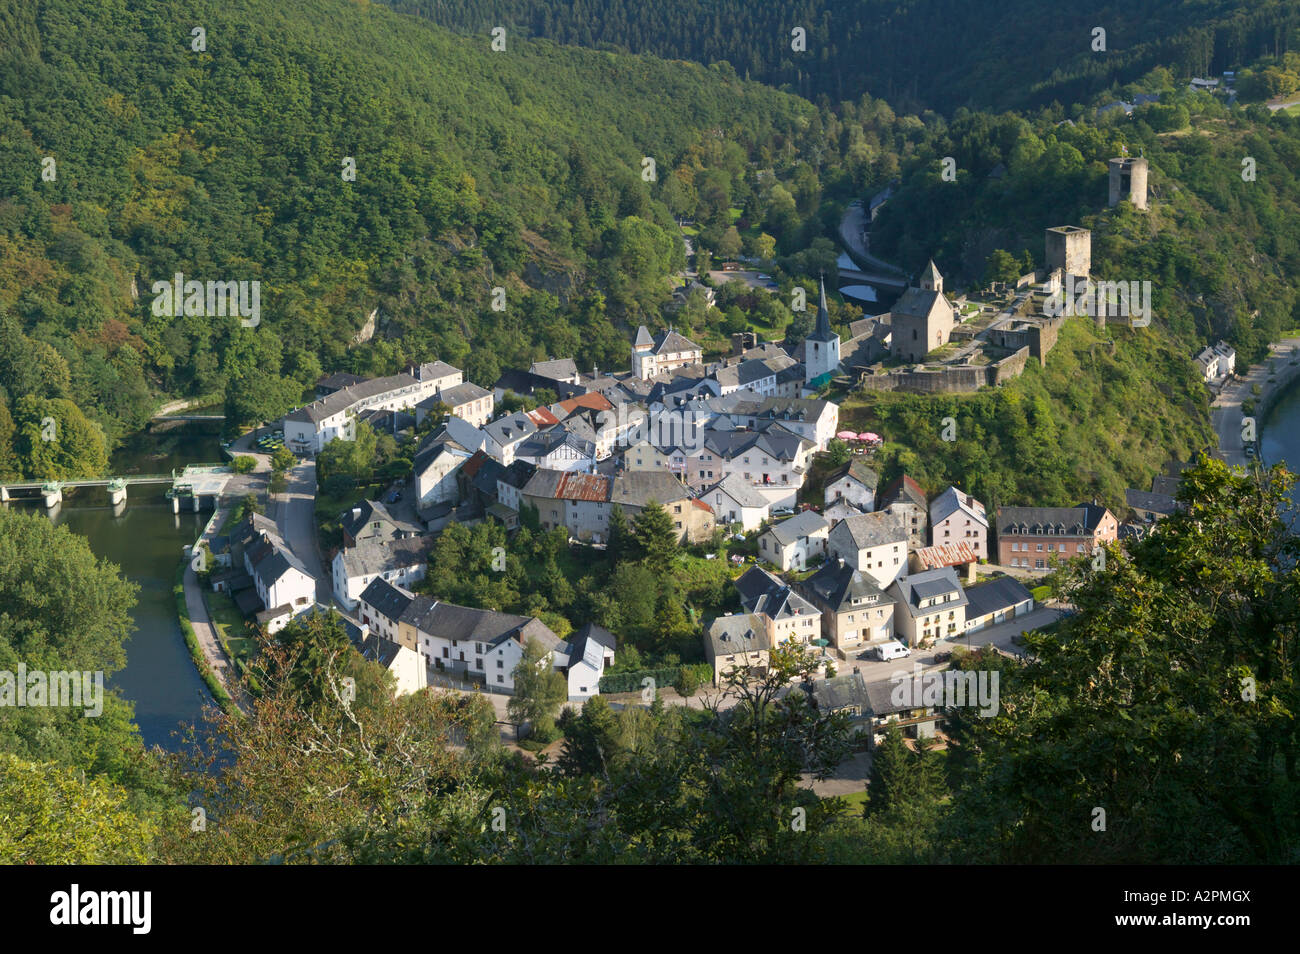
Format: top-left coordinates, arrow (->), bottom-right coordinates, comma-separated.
181,234 -> 1212,770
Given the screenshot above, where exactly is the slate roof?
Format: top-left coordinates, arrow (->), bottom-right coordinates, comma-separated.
863,677 -> 935,717
1125,488 -> 1179,516
648,328 -> 700,355
700,472 -> 771,510
831,510 -> 907,550
414,360 -> 461,382
430,381 -> 491,408
340,498 -> 423,542
812,672 -> 871,713
609,471 -> 692,508
808,276 -> 837,343
826,459 -> 879,492
358,577 -> 415,623
705,613 -> 770,658
714,358 -> 778,389
530,358 -> 579,380
358,634 -> 404,669
403,600 -> 564,652
339,536 -> 431,579
890,287 -> 951,324
964,575 -> 1033,620
285,372 -> 420,425
567,622 -> 617,671
765,510 -> 830,547
492,369 -> 585,400
888,567 -> 968,618
930,486 -> 987,526
996,504 -> 1111,536
734,565 -> 819,620
799,558 -> 887,611
483,410 -> 539,447
316,371 -> 367,392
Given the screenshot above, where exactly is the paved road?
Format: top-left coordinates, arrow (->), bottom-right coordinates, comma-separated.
1211,338 -> 1300,467
277,460 -> 332,603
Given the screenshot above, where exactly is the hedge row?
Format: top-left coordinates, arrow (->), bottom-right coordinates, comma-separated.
599,663 -> 713,695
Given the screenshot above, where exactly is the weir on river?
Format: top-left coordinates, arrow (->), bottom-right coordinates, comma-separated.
0,463 -> 232,511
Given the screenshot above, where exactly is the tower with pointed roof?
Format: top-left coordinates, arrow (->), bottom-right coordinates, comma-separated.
919,259 -> 943,293
804,275 -> 841,383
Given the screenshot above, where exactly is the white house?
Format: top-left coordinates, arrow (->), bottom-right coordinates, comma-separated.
824,460 -> 879,512
1195,340 -> 1236,384
414,439 -> 473,507
332,537 -> 429,611
827,510 -> 909,588
759,510 -> 830,571
700,472 -> 771,531
284,362 -> 462,455
564,623 -> 617,701
240,522 -> 316,618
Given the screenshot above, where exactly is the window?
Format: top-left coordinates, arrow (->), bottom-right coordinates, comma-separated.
496,660 -> 503,669
1036,544 -> 1044,552
497,675 -> 504,684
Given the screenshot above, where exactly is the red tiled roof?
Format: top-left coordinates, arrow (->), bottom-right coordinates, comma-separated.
525,407 -> 561,429
556,393 -> 614,416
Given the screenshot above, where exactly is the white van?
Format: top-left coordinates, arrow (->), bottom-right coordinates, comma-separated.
876,640 -> 911,661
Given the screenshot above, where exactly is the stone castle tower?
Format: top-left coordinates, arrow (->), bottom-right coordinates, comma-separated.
1045,226 -> 1091,281
804,276 -> 841,383
1108,157 -> 1149,210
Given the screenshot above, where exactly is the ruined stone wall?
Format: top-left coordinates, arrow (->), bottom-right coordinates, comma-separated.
990,346 -> 1030,385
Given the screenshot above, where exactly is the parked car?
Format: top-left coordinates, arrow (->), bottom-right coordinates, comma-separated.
933,651 -> 953,663
875,641 -> 911,661
772,507 -> 795,517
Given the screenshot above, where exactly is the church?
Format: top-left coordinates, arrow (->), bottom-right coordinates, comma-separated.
804,276 -> 841,384
888,260 -> 956,363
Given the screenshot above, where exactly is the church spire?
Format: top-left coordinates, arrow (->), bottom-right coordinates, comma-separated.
809,273 -> 835,342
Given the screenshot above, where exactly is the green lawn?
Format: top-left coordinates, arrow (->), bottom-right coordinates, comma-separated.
206,588 -> 259,667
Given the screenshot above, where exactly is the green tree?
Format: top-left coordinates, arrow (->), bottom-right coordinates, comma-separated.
11,396 -> 109,479
0,754 -> 156,864
507,637 -> 568,741
632,501 -> 678,575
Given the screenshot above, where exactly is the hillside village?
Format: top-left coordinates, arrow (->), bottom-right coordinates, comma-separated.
196,221 -> 1207,751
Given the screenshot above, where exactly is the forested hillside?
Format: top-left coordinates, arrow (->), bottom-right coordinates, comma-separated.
385,0 -> 1300,113
0,0 -> 827,468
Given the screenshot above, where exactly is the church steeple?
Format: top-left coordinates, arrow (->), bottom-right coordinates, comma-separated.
920,259 -> 943,293
808,274 -> 835,342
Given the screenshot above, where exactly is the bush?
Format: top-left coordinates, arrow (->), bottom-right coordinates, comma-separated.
600,663 -> 713,695
673,665 -> 705,698
232,455 -> 257,473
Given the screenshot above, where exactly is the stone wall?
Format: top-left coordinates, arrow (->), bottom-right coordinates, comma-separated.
990,346 -> 1030,385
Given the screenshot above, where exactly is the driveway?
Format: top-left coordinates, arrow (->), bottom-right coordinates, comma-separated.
276,460 -> 332,603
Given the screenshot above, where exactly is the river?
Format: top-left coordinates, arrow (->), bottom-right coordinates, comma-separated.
14,424 -> 223,748
1262,376 -> 1300,518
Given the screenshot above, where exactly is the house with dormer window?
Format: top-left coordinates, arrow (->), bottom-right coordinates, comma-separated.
995,503 -> 1117,571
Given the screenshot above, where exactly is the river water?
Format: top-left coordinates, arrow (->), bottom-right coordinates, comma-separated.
1262,378 -> 1300,518
9,425 -> 222,748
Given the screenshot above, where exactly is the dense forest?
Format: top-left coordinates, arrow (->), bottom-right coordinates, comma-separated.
0,0 -> 837,471
385,0 -> 1300,114
3,0 -> 1299,514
